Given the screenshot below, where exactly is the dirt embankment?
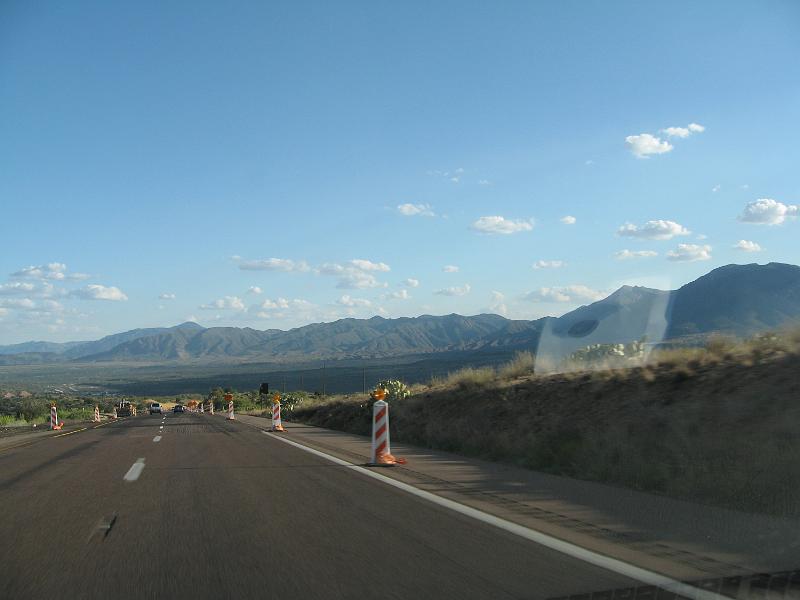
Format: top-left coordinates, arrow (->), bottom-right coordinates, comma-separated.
293,351 -> 800,516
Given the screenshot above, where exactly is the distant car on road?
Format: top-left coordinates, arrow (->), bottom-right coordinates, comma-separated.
149,402 -> 162,415
173,404 -> 185,413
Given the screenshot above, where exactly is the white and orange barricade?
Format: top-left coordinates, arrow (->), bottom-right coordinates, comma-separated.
50,404 -> 63,431
209,401 -> 214,415
369,389 -> 405,466
93,405 -> 101,422
271,393 -> 286,432
113,407 -> 118,419
199,403 -> 204,413
225,393 -> 234,420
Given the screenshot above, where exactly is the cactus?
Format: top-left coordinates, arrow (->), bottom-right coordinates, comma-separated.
375,379 -> 411,402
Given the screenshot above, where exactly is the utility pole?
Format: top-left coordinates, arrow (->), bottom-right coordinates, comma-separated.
282,373 -> 286,394
322,361 -> 326,397
362,368 -> 366,394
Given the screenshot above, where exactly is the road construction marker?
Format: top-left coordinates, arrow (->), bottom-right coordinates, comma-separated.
50,404 -> 63,431
153,436 -> 162,442
369,393 -> 405,466
262,431 -> 719,600
271,396 -> 286,432
226,399 -> 235,420
123,458 -> 145,482
93,405 -> 101,422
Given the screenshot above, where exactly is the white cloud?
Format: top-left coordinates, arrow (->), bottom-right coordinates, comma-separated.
533,260 -> 566,270
0,307 -> 7,317
526,285 -> 606,304
442,265 -> 459,273
258,298 -> 290,310
199,295 -> 245,310
0,282 -> 36,295
0,298 -> 37,310
435,284 -> 471,297
10,262 -> 89,281
666,244 -> 712,262
349,259 -> 390,272
337,295 -> 372,308
402,278 -> 420,288
247,286 -> 262,295
738,199 -> 798,225
488,291 -> 507,316
386,289 -> 410,300
625,133 -> 673,158
397,203 -> 434,217
661,126 -> 690,139
712,184 -> 721,193
471,216 -> 533,235
428,168 -> 464,183
617,220 -> 691,240
615,249 -> 658,260
696,234 -> 708,240
237,258 -> 310,272
662,122 -> 705,138
560,215 -> 576,225
478,179 -> 491,186
733,240 -> 763,252
159,293 -> 176,300
71,284 -> 128,301
251,298 -> 317,320
318,261 -> 389,289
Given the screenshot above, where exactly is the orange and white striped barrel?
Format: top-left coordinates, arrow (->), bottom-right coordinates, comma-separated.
93,406 -> 100,422
50,405 -> 58,430
370,400 -> 389,463
271,402 -> 286,431
226,400 -> 234,420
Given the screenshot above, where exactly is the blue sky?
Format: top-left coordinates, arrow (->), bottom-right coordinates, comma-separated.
1,0 -> 799,344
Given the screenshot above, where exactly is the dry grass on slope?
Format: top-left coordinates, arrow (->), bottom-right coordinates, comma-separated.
291,330 -> 800,516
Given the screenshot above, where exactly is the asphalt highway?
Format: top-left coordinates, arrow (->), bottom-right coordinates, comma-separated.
0,412 -> 638,599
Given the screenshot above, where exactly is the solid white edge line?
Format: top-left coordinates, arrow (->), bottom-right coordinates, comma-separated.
123,458 -> 145,482
262,431 -> 720,600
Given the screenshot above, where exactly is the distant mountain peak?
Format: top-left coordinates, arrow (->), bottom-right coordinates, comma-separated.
173,321 -> 205,330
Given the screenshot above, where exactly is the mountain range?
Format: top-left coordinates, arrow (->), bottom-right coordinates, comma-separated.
1,262 -> 799,366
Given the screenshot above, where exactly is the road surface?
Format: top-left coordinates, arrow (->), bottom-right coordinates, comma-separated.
0,412 -> 639,599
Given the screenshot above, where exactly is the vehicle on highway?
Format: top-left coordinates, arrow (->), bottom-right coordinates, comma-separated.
149,402 -> 162,415
116,400 -> 135,417
173,404 -> 185,413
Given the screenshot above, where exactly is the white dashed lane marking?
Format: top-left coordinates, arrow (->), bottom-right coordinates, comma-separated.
153,436 -> 162,442
123,458 -> 145,482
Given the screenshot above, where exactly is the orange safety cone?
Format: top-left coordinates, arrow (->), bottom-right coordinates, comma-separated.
271,394 -> 286,432
368,389 -> 405,466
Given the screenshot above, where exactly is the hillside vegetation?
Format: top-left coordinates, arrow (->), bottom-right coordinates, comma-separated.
289,329 -> 800,517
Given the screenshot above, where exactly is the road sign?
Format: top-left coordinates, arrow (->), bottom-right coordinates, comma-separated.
259,382 -> 269,395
